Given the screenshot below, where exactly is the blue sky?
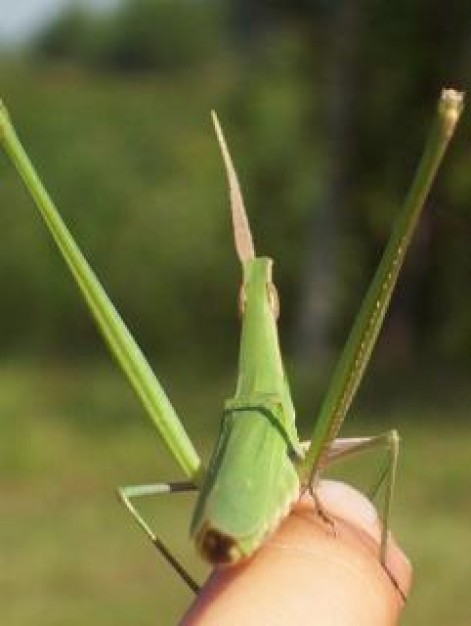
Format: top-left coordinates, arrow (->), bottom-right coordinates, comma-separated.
0,0 -> 118,44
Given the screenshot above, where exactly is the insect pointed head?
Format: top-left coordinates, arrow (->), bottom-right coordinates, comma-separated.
212,111 -> 256,266
211,114 -> 282,324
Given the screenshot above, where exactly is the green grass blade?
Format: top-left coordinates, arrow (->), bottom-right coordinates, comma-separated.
0,101 -> 202,481
301,88 -> 464,478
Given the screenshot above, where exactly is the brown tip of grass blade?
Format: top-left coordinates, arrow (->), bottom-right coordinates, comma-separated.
211,110 -> 255,263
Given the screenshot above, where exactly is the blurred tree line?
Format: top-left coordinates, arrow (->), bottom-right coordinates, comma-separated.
0,0 -> 470,376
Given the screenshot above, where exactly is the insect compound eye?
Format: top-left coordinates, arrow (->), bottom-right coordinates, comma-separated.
238,284 -> 247,317
267,283 -> 280,319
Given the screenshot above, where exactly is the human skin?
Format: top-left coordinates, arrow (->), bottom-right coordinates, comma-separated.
181,480 -> 412,625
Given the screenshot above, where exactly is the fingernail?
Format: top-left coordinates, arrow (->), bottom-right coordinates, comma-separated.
316,480 -> 413,598
317,480 -> 379,535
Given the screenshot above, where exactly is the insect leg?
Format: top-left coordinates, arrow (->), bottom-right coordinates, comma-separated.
303,430 -> 399,563
304,432 -> 402,598
117,481 -> 199,593
323,430 -> 400,564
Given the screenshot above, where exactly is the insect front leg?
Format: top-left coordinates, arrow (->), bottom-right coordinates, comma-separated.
118,481 -> 200,593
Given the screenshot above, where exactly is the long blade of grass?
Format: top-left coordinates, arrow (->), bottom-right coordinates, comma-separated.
0,101 -> 203,481
300,88 -> 464,477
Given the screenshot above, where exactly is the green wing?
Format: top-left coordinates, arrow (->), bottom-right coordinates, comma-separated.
191,406 -> 300,564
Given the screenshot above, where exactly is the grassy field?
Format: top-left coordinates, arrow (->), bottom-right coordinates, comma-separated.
0,361 -> 469,625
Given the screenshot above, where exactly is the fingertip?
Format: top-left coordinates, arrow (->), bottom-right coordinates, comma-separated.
182,482 -> 412,624
316,480 -> 413,602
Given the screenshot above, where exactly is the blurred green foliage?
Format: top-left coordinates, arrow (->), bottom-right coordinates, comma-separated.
0,58 -> 322,369
33,0 -> 225,73
5,0 -> 470,371
1,0 -> 470,624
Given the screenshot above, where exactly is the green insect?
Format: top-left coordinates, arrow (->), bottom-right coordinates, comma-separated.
0,88 -> 463,596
